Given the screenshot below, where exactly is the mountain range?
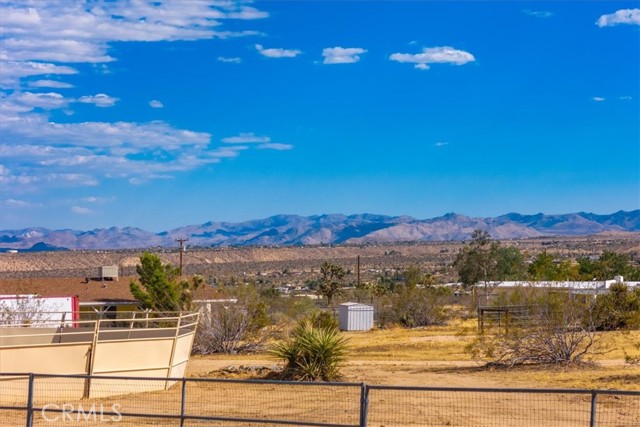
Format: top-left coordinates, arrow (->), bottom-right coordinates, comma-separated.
1,210 -> 638,251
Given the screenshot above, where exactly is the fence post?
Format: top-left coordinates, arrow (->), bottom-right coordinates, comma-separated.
359,383 -> 369,427
589,391 -> 597,427
25,373 -> 34,427
179,378 -> 187,427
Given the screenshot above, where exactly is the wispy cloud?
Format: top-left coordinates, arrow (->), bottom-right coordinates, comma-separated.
77,94 -> 118,107
28,80 -> 74,89
389,46 -> 475,70
0,1 -> 268,89
257,143 -> 293,150
596,9 -> 640,27
3,198 -> 40,208
435,141 -> 449,147
255,44 -> 301,58
620,96 -> 633,100
592,97 -> 606,102
322,47 -> 367,64
10,92 -> 69,110
0,61 -> 77,88
0,1 -> 277,194
226,6 -> 269,20
71,206 -> 94,215
217,56 -> 242,63
522,9 -> 554,18
222,132 -> 271,144
222,133 -> 293,151
83,196 -> 116,204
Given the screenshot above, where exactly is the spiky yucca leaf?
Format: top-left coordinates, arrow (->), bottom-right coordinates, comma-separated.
269,320 -> 348,381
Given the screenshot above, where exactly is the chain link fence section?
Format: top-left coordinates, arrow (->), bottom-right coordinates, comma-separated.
365,386 -> 640,427
183,378 -> 362,427
0,373 -> 638,426
30,375 -> 181,427
0,374 -> 30,426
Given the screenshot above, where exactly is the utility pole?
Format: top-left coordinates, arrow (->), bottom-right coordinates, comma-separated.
176,238 -> 188,276
357,255 -> 360,288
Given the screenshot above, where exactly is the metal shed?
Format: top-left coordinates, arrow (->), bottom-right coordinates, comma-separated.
338,302 -> 373,331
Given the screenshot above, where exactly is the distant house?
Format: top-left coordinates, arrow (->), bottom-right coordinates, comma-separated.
476,275 -> 639,304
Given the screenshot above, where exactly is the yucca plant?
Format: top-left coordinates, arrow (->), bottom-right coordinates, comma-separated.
270,319 -> 349,382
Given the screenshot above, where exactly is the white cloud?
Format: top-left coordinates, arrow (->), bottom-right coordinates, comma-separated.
389,46 -> 475,70
71,206 -> 94,215
209,146 -> 249,157
620,96 -> 633,100
592,97 -> 606,102
596,9 -> 640,27
217,56 -> 242,63
77,93 -> 118,107
522,10 -> 554,18
255,44 -> 301,58
322,47 -> 367,64
83,196 -> 115,204
29,80 -> 74,89
149,99 -> 164,108
221,133 -> 293,151
257,143 -> 294,150
0,1 -> 268,89
435,141 -> 448,147
226,6 -> 269,20
0,1 -> 290,194
222,132 -> 271,144
3,198 -> 39,208
0,61 -> 77,88
0,104 -> 221,193
12,92 -> 69,110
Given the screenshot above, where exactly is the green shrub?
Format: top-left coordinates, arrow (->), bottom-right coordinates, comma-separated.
377,286 -> 449,328
306,309 -> 340,331
593,284 -> 640,331
269,318 -> 348,382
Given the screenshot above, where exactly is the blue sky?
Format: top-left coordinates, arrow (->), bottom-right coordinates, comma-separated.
1,1 -> 638,232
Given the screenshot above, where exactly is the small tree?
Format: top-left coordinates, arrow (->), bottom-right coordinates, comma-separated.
316,262 -> 346,306
130,252 -> 200,311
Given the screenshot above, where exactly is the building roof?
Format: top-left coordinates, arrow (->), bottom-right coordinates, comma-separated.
0,276 -> 224,303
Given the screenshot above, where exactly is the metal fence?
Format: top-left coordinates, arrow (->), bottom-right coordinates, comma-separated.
0,373 -> 638,426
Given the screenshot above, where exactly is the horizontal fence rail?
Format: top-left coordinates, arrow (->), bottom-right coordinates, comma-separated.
0,373 -> 638,426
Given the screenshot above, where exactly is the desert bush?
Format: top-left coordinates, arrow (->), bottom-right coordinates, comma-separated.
0,295 -> 49,326
377,286 -> 449,328
467,293 -> 597,367
269,315 -> 348,381
305,309 -> 340,331
625,341 -> 640,365
192,302 -> 276,354
592,283 -> 640,330
192,285 -> 275,355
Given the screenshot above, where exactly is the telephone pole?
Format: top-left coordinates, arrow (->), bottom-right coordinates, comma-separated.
176,238 -> 188,276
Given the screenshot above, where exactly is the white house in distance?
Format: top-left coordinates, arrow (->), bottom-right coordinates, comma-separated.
476,276 -> 638,303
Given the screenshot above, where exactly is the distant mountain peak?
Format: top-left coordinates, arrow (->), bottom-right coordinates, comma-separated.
1,210 -> 638,251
